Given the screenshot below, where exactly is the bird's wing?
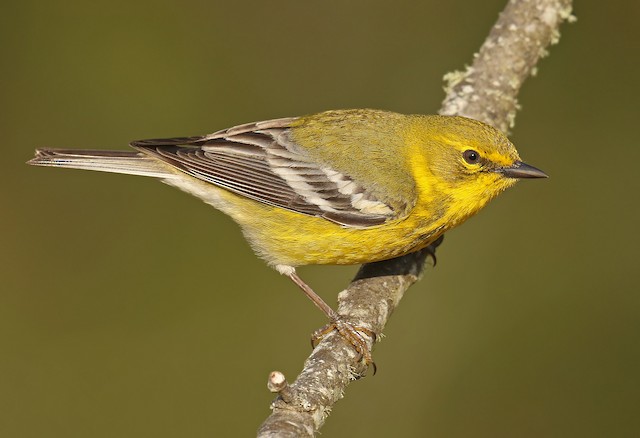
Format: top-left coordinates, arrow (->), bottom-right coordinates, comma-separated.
130,117 -> 403,227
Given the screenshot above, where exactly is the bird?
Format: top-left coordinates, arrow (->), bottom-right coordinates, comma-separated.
28,108 -> 547,365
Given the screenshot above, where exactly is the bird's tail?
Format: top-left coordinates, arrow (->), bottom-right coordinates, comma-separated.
27,148 -> 176,179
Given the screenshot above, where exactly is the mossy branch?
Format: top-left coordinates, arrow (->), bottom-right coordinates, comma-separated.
258,1 -> 574,436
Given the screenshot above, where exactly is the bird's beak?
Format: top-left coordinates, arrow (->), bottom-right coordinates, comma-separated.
497,161 -> 548,179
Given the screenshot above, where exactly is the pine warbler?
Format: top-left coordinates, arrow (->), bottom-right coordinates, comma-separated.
29,109 -> 547,364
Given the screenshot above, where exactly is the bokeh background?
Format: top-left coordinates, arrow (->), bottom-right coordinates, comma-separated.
2,0 -> 638,436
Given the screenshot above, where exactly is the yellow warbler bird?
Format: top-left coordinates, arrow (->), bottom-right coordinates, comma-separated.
28,109 -> 547,362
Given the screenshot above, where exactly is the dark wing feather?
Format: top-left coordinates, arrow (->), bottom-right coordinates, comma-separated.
130,117 -> 398,227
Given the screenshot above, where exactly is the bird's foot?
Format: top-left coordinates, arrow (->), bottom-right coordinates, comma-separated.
311,317 -> 377,375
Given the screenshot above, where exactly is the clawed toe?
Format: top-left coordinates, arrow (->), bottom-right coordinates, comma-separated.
311,317 -> 377,374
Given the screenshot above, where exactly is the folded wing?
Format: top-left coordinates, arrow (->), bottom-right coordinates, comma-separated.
132,118 -> 400,227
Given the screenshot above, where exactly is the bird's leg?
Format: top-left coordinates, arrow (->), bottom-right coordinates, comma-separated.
281,267 -> 376,369
286,270 -> 339,320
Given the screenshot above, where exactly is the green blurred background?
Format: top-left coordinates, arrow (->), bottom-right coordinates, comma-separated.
2,0 -> 638,436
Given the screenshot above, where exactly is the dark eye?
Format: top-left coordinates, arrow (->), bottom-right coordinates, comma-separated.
463,149 -> 480,164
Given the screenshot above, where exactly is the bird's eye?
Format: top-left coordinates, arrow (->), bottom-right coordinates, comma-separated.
463,149 -> 480,164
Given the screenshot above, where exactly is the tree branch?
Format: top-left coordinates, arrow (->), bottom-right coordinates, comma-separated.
440,0 -> 575,131
258,1 -> 574,436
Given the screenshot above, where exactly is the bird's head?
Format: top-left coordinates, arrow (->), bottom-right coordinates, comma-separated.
409,115 -> 547,222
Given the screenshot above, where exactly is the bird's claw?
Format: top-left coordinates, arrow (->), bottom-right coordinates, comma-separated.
425,234 -> 445,267
311,317 -> 377,375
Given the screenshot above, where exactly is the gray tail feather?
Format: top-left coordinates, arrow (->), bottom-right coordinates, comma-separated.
27,148 -> 176,179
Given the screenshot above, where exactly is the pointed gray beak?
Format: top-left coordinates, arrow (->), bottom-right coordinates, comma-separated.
497,161 -> 548,179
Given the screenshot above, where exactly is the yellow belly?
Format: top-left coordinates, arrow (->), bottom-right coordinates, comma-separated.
241,206 -> 442,266
164,172 -> 452,268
